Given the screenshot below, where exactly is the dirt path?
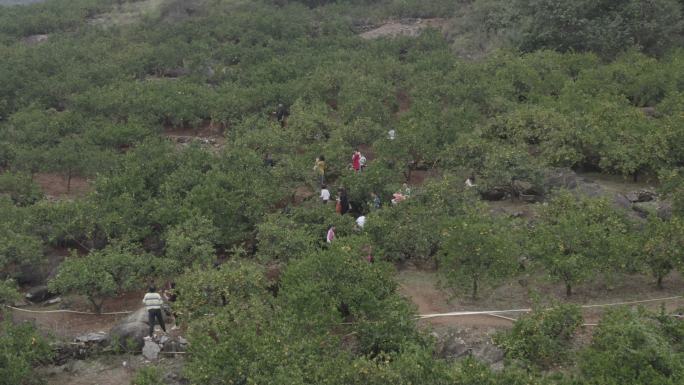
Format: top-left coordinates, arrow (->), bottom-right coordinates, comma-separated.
34,173 -> 91,199
10,291 -> 144,339
398,268 -> 512,330
162,123 -> 226,149
398,267 -> 684,332
359,18 -> 449,40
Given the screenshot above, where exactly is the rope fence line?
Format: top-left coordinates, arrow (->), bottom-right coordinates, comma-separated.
418,295 -> 683,320
4,295 -> 682,321
3,305 -> 132,316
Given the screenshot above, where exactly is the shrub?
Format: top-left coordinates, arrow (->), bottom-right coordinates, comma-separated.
132,367 -> 165,385
494,303 -> 583,368
164,214 -> 219,267
579,307 -> 684,385
0,318 -> 52,385
174,260 -> 268,322
256,215 -> 317,262
0,172 -> 42,206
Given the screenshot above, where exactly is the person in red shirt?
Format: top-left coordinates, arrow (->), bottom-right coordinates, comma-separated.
352,149 -> 361,172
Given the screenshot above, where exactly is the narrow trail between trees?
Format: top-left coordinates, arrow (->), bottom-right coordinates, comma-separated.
398,268 -> 684,331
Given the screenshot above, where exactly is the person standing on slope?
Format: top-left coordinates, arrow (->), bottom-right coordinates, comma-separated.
337,187 -> 350,215
326,225 -> 335,244
143,286 -> 166,338
352,150 -> 361,172
314,155 -> 326,187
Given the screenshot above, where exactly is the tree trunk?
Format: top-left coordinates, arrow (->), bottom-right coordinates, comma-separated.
472,278 -> 478,299
565,283 -> 572,297
657,275 -> 664,290
89,296 -> 103,314
66,171 -> 72,193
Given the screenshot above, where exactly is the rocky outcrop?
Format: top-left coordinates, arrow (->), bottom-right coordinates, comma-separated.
108,308 -> 149,351
625,189 -> 657,203
434,329 -> 505,370
25,285 -> 56,303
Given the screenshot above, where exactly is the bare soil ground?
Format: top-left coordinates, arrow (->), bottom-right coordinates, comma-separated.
10,291 -> 144,339
577,171 -> 657,194
162,122 -> 226,149
359,18 -> 449,40
44,354 -> 185,385
34,173 -> 91,199
398,267 -> 684,334
408,169 -> 440,186
396,89 -> 411,115
88,0 -> 166,27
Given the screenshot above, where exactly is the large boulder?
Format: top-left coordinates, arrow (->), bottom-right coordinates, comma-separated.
143,340 -> 161,361
437,336 -> 470,359
625,189 -> 657,203
74,332 -> 108,346
481,187 -> 508,201
544,168 -> 578,191
472,343 -> 505,364
657,201 -> 673,220
25,285 -> 56,303
632,201 -> 659,218
121,307 -> 149,324
575,180 -> 604,198
612,194 -> 632,210
108,308 -> 149,351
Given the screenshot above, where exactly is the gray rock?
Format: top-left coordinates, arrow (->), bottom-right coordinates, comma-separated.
473,344 -> 504,364
439,336 -> 470,359
22,34 -> 49,45
161,337 -> 185,353
25,285 -> 53,303
46,296 -> 62,305
43,364 -> 67,376
143,340 -> 161,360
612,194 -> 632,210
544,168 -> 578,190
626,189 -> 657,203
120,307 -> 149,324
576,181 -> 604,198
109,321 -> 148,352
641,107 -> 657,117
178,336 -> 188,345
75,332 -> 108,346
481,187 -> 508,201
657,201 -> 673,220
633,201 -> 659,218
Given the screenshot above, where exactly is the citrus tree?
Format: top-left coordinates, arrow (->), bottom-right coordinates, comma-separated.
530,191 -> 630,296
439,207 -> 521,299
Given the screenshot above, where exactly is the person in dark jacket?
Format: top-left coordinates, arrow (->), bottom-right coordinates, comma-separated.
276,103 -> 288,127
338,188 -> 350,215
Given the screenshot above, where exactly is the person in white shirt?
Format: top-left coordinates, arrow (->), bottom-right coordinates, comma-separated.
142,287 -> 166,338
320,185 -> 331,203
356,215 -> 366,229
465,174 -> 476,188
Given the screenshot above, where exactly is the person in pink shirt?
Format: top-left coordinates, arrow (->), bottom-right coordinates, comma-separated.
352,150 -> 361,172
326,225 -> 335,243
